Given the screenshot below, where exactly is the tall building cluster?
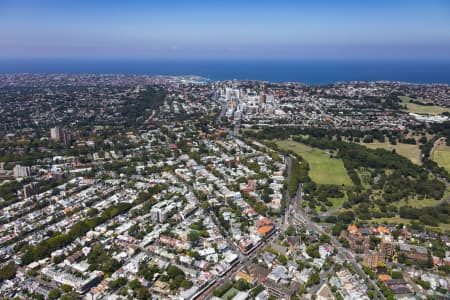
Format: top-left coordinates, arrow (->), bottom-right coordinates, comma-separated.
50,127 -> 71,146
13,165 -> 32,178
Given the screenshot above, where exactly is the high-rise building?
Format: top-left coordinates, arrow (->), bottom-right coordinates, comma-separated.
23,182 -> 39,198
13,165 -> 32,178
50,127 -> 71,146
50,127 -> 61,141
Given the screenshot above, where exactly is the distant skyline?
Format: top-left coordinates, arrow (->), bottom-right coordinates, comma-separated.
1,0 -> 450,60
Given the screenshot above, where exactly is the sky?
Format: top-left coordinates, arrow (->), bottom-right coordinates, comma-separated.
0,0 -> 449,60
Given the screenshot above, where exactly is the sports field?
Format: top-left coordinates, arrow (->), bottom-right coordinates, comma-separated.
432,140 -> 450,173
275,140 -> 353,186
400,96 -> 450,115
357,141 -> 421,165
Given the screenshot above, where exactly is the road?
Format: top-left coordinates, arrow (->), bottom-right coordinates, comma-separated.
293,193 -> 386,300
211,97 -> 227,124
278,155 -> 385,299
191,151 -> 386,299
280,156 -> 292,230
195,157 -> 293,299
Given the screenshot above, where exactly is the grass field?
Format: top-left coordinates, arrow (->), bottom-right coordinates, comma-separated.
400,96 -> 450,115
432,140 -> 450,173
356,140 -> 422,165
275,140 -> 353,186
393,196 -> 443,209
329,195 -> 347,209
221,287 -> 238,300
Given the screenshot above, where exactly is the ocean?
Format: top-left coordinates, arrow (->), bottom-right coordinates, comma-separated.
0,59 -> 449,85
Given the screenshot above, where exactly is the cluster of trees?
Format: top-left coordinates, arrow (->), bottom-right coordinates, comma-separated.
87,243 -> 121,274
250,285 -> 265,298
48,289 -> 61,300
212,205 -> 230,231
22,202 -> 132,264
0,180 -> 21,209
249,126 -> 449,225
377,280 -> 395,300
399,203 -> 450,226
160,265 -> 193,290
242,191 -> 268,216
108,277 -> 127,290
246,126 -> 406,148
138,262 -> 160,282
328,211 -> 356,235
315,185 -> 344,203
306,243 -> 320,258
415,278 -> 431,290
421,134 -> 450,181
383,93 -> 404,109
409,98 -> 434,106
288,157 -> 311,198
261,184 -> 274,203
135,184 -> 168,205
122,279 -> 152,300
0,262 -> 16,283
292,135 -> 445,201
306,272 -> 320,287
234,278 -> 252,291
188,220 -> 209,243
119,87 -> 166,128
212,283 -> 233,297
398,137 -> 417,145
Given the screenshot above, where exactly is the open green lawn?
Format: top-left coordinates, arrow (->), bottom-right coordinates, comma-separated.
356,140 -> 422,165
356,168 -> 372,189
329,195 -> 347,209
400,96 -> 450,115
275,140 -> 353,186
394,196 -> 443,209
432,141 -> 450,173
221,287 -> 238,300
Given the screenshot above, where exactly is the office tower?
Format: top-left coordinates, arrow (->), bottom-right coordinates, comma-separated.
13,165 -> 32,178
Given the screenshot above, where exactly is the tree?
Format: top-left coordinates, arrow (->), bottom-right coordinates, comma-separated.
136,287 -> 151,300
307,272 -> 320,287
166,265 -> 184,279
61,284 -> 72,293
250,285 -> 265,297
306,244 -> 320,258
129,279 -> 142,290
278,254 -> 288,265
339,238 -> 350,248
86,208 -> 99,217
108,277 -> 127,290
0,262 -> 16,282
61,292 -> 79,300
187,230 -> 200,243
286,226 -> 296,236
48,289 -> 61,300
320,234 -> 330,244
181,279 -> 193,289
234,278 -> 251,291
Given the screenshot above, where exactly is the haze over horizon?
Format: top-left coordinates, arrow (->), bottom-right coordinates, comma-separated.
1,0 -> 450,61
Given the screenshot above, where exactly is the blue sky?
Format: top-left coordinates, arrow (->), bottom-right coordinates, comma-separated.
1,0 -> 449,60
